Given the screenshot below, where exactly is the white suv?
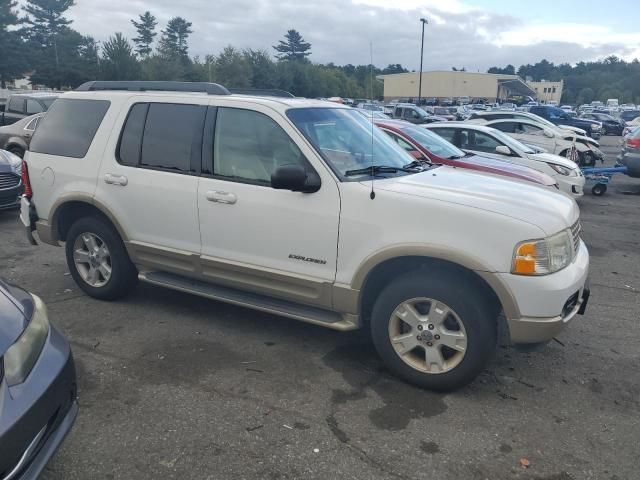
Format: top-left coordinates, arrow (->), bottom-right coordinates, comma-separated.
20,82 -> 590,391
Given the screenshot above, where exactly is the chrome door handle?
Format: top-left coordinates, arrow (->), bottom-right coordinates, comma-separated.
104,173 -> 128,186
206,190 -> 237,204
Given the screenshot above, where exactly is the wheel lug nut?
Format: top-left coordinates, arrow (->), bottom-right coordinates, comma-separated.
427,342 -> 433,346
417,335 -> 422,340
434,334 -> 440,340
417,325 -> 423,331
428,324 -> 434,330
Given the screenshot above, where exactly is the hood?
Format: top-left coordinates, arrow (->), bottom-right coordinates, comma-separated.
375,167 -> 579,235
558,124 -> 587,136
532,152 -> 579,170
0,280 -> 30,355
0,150 -> 17,173
451,153 -> 557,186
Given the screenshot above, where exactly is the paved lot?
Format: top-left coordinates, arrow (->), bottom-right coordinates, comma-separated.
1,136 -> 638,480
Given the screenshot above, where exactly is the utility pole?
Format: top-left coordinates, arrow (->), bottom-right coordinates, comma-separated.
418,18 -> 428,106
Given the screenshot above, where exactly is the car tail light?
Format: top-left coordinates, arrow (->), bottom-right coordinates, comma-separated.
628,137 -> 640,150
22,159 -> 33,198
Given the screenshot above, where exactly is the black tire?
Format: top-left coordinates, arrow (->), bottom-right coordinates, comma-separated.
579,151 -> 596,167
591,183 -> 607,196
8,146 -> 25,158
65,216 -> 137,300
370,269 -> 497,391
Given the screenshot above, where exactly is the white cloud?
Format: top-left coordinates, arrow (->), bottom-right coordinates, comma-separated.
59,0 -> 637,71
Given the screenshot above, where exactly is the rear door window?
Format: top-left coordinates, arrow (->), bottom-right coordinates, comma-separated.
140,103 -> 206,173
30,99 -> 110,158
117,103 -> 149,167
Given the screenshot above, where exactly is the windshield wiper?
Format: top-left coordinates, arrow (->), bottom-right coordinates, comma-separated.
403,159 -> 432,169
344,165 -> 420,177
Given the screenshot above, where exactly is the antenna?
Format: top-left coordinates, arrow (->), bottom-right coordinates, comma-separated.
369,42 -> 376,200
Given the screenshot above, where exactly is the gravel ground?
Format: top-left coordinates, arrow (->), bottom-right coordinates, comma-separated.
1,135 -> 638,480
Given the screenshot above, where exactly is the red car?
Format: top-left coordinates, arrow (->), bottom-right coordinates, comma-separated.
374,119 -> 557,187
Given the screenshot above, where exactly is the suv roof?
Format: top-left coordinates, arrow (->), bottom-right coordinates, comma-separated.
8,91 -> 59,98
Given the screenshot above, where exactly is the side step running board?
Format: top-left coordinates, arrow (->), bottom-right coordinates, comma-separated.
139,271 -> 358,331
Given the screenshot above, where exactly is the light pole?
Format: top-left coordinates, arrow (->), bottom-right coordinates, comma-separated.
418,17 -> 428,106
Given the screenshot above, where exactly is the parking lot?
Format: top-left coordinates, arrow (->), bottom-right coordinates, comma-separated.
0,136 -> 637,480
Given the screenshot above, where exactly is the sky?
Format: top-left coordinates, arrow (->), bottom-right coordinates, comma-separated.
62,0 -> 640,71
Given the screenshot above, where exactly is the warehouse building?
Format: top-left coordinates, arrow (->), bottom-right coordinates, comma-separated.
527,80 -> 564,104
378,70 -> 537,103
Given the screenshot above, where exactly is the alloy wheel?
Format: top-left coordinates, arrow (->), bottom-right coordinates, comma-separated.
72,232 -> 112,287
388,297 -> 467,374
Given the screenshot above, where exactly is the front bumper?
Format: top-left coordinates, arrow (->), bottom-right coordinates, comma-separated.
0,325 -> 78,480
500,240 -> 590,344
557,174 -> 585,197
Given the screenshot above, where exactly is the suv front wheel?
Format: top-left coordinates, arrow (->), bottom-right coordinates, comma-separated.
370,270 -> 497,391
65,216 -> 137,300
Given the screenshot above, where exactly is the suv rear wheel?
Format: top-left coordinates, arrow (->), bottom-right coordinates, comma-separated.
65,216 -> 137,300
370,270 -> 497,391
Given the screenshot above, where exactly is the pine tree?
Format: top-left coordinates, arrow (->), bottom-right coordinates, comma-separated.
273,29 -> 311,61
131,11 -> 157,58
158,17 -> 192,58
22,0 -> 75,88
0,0 -> 28,87
101,32 -> 139,80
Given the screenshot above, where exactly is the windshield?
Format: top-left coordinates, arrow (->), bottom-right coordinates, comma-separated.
487,128 -> 536,154
401,126 -> 465,158
527,113 -> 558,129
287,108 -> 416,179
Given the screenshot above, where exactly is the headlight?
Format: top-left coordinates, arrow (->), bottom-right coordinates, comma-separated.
3,295 -> 49,386
3,150 -> 23,175
512,229 -> 573,276
548,163 -> 572,176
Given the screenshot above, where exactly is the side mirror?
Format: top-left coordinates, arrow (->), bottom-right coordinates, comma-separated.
543,129 -> 555,138
495,145 -> 511,155
271,164 -> 320,193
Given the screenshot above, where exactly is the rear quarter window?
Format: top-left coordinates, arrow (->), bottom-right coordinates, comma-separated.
30,98 -> 110,158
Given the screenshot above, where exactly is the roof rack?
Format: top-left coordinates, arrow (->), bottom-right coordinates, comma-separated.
228,88 -> 295,98
76,81 -> 231,96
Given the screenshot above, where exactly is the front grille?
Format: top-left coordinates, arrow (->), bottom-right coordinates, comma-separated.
0,173 -> 20,190
571,220 -> 581,253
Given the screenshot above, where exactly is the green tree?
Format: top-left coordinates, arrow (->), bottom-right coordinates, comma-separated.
22,0 -> 74,72
273,29 -> 311,61
243,49 -> 277,89
214,46 -> 251,88
0,0 -> 28,88
131,11 -> 157,58
101,32 -> 139,80
576,87 -> 595,105
158,16 -> 192,58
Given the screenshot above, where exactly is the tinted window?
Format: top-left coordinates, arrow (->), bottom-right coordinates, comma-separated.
26,99 -> 42,115
491,122 -> 517,133
140,103 -> 205,172
30,99 -> 110,158
8,97 -> 24,113
213,107 -> 307,185
118,103 -> 149,167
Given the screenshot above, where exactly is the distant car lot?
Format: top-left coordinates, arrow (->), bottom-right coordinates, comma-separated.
0,136 -> 637,479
